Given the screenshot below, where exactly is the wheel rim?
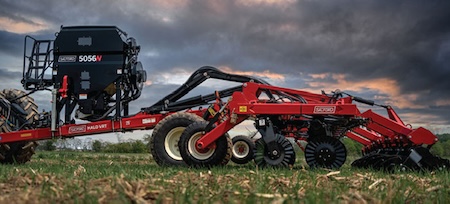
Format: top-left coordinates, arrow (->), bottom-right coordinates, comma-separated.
314,144 -> 337,166
263,141 -> 286,165
187,132 -> 214,160
164,127 -> 184,161
232,141 -> 250,159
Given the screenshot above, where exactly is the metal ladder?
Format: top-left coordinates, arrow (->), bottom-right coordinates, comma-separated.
22,36 -> 53,90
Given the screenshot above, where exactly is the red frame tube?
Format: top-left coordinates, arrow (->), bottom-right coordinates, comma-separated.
0,110 -> 204,144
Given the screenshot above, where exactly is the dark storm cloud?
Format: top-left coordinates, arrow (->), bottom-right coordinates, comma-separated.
0,1 -> 39,24
0,31 -> 24,57
130,0 -> 450,106
0,0 -> 450,128
0,68 -> 23,94
0,68 -> 21,80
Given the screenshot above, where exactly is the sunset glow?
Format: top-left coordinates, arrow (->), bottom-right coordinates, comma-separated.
0,17 -> 49,34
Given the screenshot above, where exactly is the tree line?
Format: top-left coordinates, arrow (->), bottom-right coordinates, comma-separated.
36,135 -> 150,154
36,133 -> 450,157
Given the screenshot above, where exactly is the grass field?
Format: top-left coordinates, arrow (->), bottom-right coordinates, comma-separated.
0,151 -> 449,203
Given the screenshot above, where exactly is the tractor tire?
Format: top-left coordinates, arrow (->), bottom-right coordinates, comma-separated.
150,112 -> 203,166
1,89 -> 39,124
0,141 -> 38,164
179,121 -> 232,168
0,89 -> 39,164
231,135 -> 255,164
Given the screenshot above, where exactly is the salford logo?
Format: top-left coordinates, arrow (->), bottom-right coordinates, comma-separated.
58,55 -> 77,62
79,55 -> 102,62
313,106 -> 336,114
68,125 -> 87,134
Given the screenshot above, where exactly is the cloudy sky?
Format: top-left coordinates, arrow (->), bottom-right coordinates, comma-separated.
1,0 -> 450,140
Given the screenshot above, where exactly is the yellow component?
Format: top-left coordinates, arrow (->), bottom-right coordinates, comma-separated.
239,106 -> 247,112
208,107 -> 217,116
20,133 -> 32,137
104,83 -> 116,96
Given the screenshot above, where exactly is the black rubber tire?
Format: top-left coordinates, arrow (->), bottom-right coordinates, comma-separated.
0,89 -> 39,164
231,135 -> 255,164
0,141 -> 38,164
1,89 -> 38,124
150,112 -> 203,166
179,121 -> 232,168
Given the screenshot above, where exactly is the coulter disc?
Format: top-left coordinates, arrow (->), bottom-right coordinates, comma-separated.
254,134 -> 295,168
305,136 -> 347,169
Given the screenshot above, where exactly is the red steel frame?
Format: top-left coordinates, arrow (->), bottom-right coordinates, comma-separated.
196,82 -> 438,150
0,110 -> 205,144
347,109 -> 437,148
0,82 -> 438,153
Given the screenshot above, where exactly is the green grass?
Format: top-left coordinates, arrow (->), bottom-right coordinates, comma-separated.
0,151 -> 449,203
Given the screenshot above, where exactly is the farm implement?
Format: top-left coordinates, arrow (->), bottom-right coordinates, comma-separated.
0,26 -> 448,172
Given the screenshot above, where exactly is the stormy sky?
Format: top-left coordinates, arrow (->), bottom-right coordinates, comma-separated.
1,0 -> 450,139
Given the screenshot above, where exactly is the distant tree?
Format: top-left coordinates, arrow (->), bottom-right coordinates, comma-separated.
442,140 -> 450,157
131,140 -> 148,153
437,134 -> 450,143
432,134 -> 450,157
431,142 -> 444,156
92,140 -> 103,152
102,139 -> 148,153
143,133 -> 152,150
